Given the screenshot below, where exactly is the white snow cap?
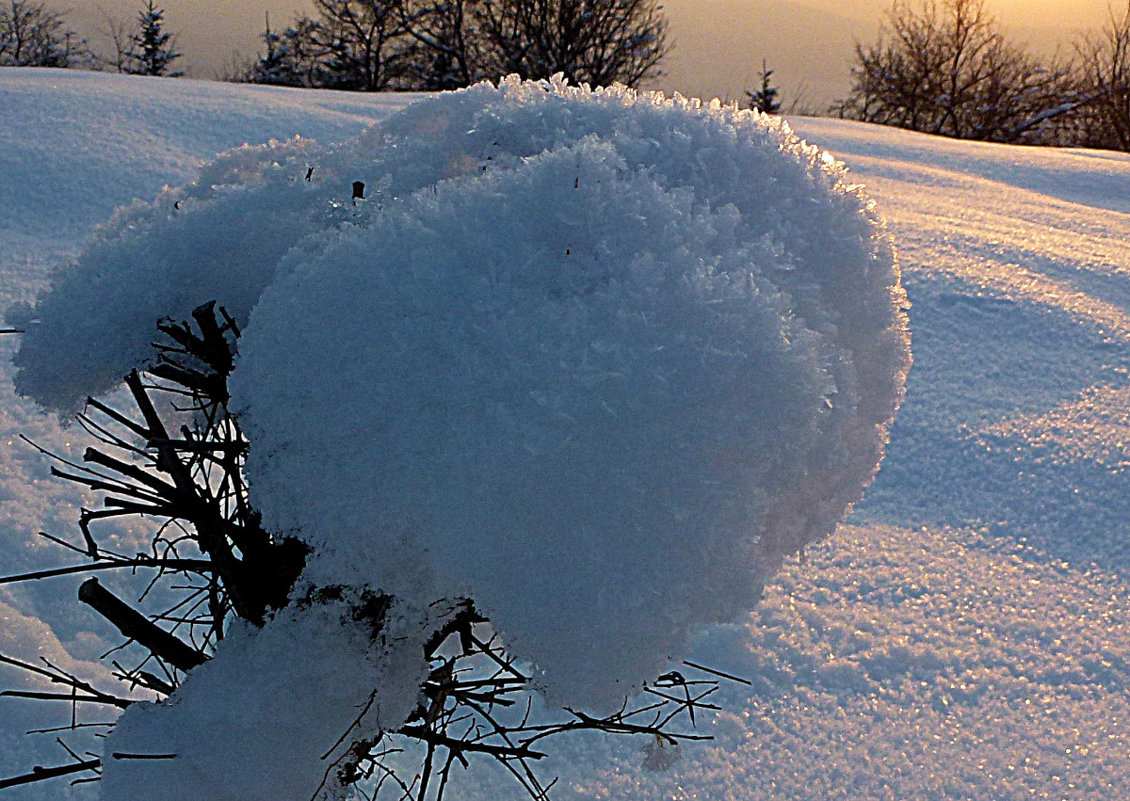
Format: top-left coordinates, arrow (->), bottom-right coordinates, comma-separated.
14,77 -> 909,714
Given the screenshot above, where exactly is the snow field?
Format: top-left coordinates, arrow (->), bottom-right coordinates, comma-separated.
1,69 -> 1129,800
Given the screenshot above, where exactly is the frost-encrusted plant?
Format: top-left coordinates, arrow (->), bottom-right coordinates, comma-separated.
0,303 -> 730,798
2,76 -> 910,801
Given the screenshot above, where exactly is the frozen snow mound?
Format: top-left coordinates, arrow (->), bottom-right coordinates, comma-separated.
12,77 -> 909,711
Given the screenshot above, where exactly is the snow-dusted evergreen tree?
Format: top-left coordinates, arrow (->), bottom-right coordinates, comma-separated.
746,59 -> 781,114
250,14 -> 323,87
125,0 -> 181,77
0,1 -> 91,68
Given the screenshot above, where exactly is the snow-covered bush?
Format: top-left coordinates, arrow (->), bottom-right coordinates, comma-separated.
9,76 -> 909,799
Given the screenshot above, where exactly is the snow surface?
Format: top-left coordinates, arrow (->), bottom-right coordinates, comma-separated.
1,68 -> 1130,801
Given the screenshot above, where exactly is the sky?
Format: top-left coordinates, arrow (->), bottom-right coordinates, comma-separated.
67,0 -> 1117,108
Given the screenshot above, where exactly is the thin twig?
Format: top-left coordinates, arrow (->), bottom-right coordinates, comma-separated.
0,558 -> 212,586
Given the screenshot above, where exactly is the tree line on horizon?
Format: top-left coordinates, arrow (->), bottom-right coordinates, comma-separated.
0,0 -> 181,76
834,0 -> 1130,151
4,0 -> 1130,151
0,0 -> 669,90
245,0 -> 669,91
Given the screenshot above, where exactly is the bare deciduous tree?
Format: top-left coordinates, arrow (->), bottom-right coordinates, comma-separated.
1074,1 -> 1130,151
307,0 -> 412,90
0,0 -> 90,68
95,3 -> 131,73
249,0 -> 669,91
398,0 -> 485,90
474,0 -> 668,87
835,0 -> 1077,144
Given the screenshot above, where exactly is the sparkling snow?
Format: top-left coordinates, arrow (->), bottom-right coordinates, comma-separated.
2,68 -> 1130,801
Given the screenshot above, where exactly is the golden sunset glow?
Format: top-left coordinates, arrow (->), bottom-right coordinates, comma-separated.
68,0 -> 1117,105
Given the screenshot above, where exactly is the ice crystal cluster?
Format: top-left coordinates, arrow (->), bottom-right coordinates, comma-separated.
11,75 -> 908,794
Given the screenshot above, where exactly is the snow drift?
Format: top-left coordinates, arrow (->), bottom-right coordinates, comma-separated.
11,76 -> 908,795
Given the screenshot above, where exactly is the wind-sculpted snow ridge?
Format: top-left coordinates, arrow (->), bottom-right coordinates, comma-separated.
13,75 -> 907,727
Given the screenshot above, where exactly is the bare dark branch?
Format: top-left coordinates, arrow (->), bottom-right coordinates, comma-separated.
0,758 -> 102,790
78,578 -> 208,673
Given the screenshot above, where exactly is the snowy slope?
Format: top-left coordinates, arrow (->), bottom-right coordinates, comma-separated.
2,68 -> 1130,800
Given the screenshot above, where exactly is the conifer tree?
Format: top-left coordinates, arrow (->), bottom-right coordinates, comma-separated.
125,0 -> 182,77
747,59 -> 781,114
251,13 -> 300,86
